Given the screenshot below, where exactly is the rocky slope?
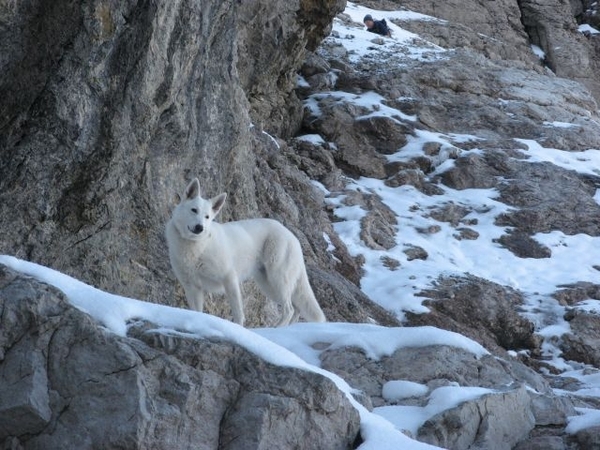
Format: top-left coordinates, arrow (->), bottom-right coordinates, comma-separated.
291,0 -> 600,447
3,0 -> 600,448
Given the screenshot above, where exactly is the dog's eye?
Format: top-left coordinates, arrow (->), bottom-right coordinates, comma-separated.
205,215 -> 209,219
191,208 -> 198,214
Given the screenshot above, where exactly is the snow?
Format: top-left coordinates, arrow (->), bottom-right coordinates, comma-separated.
382,380 -> 429,402
329,2 -> 446,64
579,24 -> 600,35
257,323 -> 488,367
566,408 -> 600,433
531,44 -> 545,59
306,90 -> 417,123
375,386 -> 495,436
516,139 -> 600,176
295,133 -> 326,145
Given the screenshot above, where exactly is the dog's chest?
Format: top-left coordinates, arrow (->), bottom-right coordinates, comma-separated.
172,243 -> 228,289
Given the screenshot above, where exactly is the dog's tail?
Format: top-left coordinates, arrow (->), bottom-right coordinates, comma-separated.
293,272 -> 327,323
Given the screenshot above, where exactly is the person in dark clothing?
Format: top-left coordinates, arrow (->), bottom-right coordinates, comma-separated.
363,14 -> 391,37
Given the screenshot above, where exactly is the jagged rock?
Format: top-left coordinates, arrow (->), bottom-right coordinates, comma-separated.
409,275 -> 538,353
553,281 -> 600,305
417,386 -> 535,450
359,195 -> 398,251
428,202 -> 471,226
569,425 -> 600,449
561,309 -> 600,366
514,435 -> 566,450
392,0 -> 600,101
453,227 -> 479,241
403,245 -> 429,261
320,345 -> 548,408
384,168 -> 445,195
0,265 -> 360,449
303,100 -> 388,179
528,392 -> 576,426
442,150 -> 600,237
494,230 -> 552,259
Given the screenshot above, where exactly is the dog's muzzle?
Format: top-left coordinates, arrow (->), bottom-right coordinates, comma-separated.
189,224 -> 204,235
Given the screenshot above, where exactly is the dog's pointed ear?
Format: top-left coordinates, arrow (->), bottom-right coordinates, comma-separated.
173,192 -> 182,205
211,193 -> 227,215
184,178 -> 200,200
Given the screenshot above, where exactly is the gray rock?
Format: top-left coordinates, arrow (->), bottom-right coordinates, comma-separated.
553,281 -> 600,306
320,344 -> 546,407
561,309 -> 600,366
569,425 -> 600,449
0,265 -> 360,449
417,386 -> 535,450
514,435 -> 566,450
403,245 -> 429,261
528,391 -> 576,426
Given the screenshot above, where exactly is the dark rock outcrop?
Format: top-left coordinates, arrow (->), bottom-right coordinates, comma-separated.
0,264 -> 360,449
409,275 -> 539,354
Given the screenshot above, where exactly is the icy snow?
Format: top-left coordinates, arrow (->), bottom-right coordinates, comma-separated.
578,24 -> 600,35
382,380 -> 429,402
295,133 -> 326,145
566,408 -> 600,434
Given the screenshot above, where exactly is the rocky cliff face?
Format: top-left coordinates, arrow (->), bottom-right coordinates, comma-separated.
0,0 -> 397,326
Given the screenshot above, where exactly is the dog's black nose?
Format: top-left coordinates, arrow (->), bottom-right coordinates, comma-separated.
192,224 -> 204,234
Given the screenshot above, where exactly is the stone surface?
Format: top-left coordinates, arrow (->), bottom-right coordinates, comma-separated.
561,309 -> 600,366
320,345 -> 549,408
417,386 -> 535,450
569,425 -> 600,449
409,275 -> 538,353
0,265 -> 360,449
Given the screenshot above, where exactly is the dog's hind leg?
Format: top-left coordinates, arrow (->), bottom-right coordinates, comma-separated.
183,285 -> 205,312
223,274 -> 245,326
274,300 -> 295,327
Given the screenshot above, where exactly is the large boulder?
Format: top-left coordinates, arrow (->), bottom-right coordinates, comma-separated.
0,265 -> 360,449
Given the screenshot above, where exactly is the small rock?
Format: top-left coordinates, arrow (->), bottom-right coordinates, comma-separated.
454,227 -> 479,240
381,256 -> 401,271
403,245 -> 428,261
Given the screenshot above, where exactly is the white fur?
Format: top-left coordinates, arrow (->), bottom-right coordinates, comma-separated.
166,178 -> 327,327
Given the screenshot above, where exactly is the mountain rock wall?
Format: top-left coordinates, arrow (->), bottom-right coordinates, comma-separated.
0,0 -> 402,327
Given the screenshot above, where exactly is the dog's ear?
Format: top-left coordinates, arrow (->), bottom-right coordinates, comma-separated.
173,193 -> 182,205
211,193 -> 227,215
184,178 -> 200,199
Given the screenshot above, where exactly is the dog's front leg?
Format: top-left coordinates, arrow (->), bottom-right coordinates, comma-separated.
183,285 -> 205,312
223,275 -> 245,326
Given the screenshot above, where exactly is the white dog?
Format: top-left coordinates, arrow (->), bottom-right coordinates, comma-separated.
166,178 -> 327,327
